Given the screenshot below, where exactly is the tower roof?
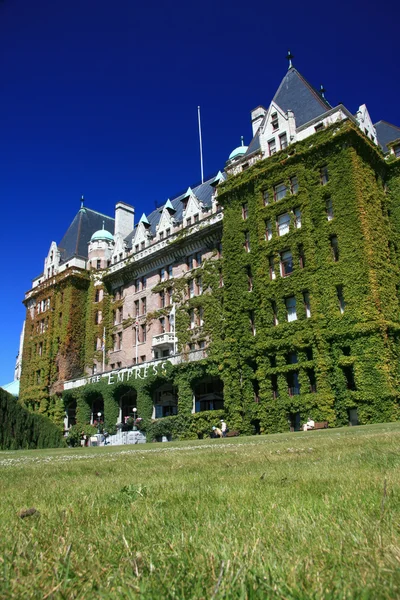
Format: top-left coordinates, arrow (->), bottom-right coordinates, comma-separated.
374,120 -> 400,153
58,207 -> 115,263
272,67 -> 331,128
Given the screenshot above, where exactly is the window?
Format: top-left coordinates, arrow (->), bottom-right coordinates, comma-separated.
303,292 -> 311,318
274,182 -> 287,201
94,289 -> 101,303
92,364 -> 97,375
199,340 -> 205,349
268,138 -> 276,156
298,244 -> 305,268
114,332 -> 122,351
307,368 -> 317,392
294,208 -> 302,228
141,241 -> 145,250
140,355 -> 146,363
96,259 -> 101,270
140,298 -> 146,314
342,365 -> 356,390
134,279 -> 139,293
135,244 -> 139,253
242,203 -> 248,220
134,300 -> 139,316
190,309 -> 196,329
197,277 -> 203,295
286,352 -> 298,364
95,310 -> 102,325
271,112 -> 279,130
140,324 -> 147,343
263,190 -> 270,206
199,307 -> 204,326
277,213 -> 290,236
265,220 -> 273,241
320,166 -> 329,185
167,287 -> 173,306
117,307 -> 123,324
119,253 -> 123,261
159,317 -> 166,333
315,123 -> 324,132
272,301 -> 278,326
168,264 -> 173,279
38,342 -> 43,356
279,132 -> 288,150
159,231 -> 164,240
330,235 -> 339,261
247,266 -> 253,291
394,144 -> 400,158
280,250 -> 293,277
142,277 -> 147,290
244,231 -> 251,252
337,285 -> 345,314
290,176 -> 299,194
166,228 -> 171,237
160,267 -> 166,282
287,371 -> 300,396
194,214 -> 199,223
160,291 -> 166,307
249,311 -> 256,335
189,279 -> 195,298
269,256 -> 276,280
186,217 -> 192,227
195,252 -> 202,266
286,297 -> 297,322
326,197 -> 334,220
187,255 -> 194,270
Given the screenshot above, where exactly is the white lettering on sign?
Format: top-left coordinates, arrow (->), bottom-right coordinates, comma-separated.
80,361 -> 171,387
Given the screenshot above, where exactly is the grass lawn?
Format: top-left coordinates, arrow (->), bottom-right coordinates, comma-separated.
0,423 -> 399,599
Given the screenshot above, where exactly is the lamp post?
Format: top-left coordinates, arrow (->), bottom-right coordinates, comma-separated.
97,411 -> 102,434
132,407 -> 138,431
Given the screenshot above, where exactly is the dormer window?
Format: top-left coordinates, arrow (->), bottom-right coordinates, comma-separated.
268,139 -> 276,156
159,231 -> 164,240
271,112 -> 279,131
394,144 -> 400,158
186,217 -> 192,227
166,228 -> 171,237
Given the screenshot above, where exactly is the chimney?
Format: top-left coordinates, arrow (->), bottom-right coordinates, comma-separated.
251,106 -> 267,136
114,202 -> 135,239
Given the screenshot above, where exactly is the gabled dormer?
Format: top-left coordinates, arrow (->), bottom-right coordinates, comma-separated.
157,199 -> 176,239
132,213 -> 151,253
182,187 -> 202,227
44,241 -> 60,279
258,101 -> 295,157
356,105 -> 378,145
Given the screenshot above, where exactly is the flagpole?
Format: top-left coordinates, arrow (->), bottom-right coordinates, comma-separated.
102,326 -> 106,372
198,106 -> 204,184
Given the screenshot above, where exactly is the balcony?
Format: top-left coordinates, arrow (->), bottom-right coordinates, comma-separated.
152,332 -> 176,350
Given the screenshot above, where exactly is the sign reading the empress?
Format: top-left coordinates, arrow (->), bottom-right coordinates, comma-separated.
63,361 -> 170,391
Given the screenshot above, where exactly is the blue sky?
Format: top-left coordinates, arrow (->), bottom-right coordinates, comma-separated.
0,0 -> 399,385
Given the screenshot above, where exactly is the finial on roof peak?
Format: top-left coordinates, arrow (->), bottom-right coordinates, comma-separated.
80,195 -> 84,209
241,136 -> 244,146
102,220 -> 105,230
320,84 -> 326,99
286,50 -> 294,70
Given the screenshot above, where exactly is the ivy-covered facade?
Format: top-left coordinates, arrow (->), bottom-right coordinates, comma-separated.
18,63 -> 400,438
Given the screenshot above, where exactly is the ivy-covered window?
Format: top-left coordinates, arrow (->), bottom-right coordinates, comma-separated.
160,267 -> 166,282
274,182 -> 287,201
290,176 -> 299,194
298,244 -> 305,268
168,264 -> 173,278
244,231 -> 251,252
160,291 -> 166,307
280,250 -> 294,277
195,251 -> 202,266
303,291 -> 311,317
197,277 -> 203,295
249,311 -> 256,335
277,213 -> 290,236
279,132 -> 288,150
320,166 -> 329,185
286,352 -> 298,364
336,285 -> 345,314
265,220 -> 273,241
159,317 -> 166,333
269,256 -> 276,280
330,235 -> 339,261
271,301 -> 278,326
307,368 -> 317,392
326,197 -> 334,220
189,280 -> 195,298
287,371 -> 300,396
285,296 -> 297,322
268,138 -> 276,156
199,307 -> 204,326
247,266 -> 253,291
294,208 -> 302,228
242,203 -> 248,220
190,309 -> 196,329
263,190 -> 270,206
94,289 -> 101,303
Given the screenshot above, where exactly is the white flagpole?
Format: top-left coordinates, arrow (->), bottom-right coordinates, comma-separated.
198,106 -> 204,184
102,327 -> 106,372
170,304 -> 176,355
135,321 -> 139,364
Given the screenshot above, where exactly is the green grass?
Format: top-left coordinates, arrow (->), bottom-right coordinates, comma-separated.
1,423 -> 399,599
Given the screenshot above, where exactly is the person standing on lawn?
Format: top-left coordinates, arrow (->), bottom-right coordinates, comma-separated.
220,419 -> 227,437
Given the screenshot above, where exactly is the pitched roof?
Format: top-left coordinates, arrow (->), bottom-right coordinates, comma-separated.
125,171 -> 226,247
0,380 -> 20,397
374,120 -> 400,153
273,67 -> 331,128
58,207 -> 115,263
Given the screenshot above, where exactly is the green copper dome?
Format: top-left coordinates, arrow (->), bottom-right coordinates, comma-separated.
229,138 -> 248,160
91,228 -> 114,242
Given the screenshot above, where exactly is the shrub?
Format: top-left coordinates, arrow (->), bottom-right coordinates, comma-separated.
0,388 -> 66,450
